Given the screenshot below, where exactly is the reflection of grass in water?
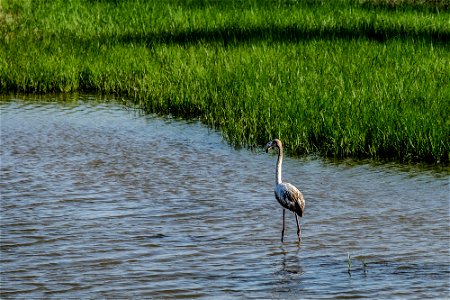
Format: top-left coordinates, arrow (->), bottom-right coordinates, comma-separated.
1,0 -> 449,164
362,260 -> 368,275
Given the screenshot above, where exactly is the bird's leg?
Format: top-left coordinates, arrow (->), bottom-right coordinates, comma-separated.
295,214 -> 301,243
281,209 -> 285,243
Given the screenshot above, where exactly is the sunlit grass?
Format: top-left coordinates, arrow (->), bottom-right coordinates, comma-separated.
1,0 -> 449,164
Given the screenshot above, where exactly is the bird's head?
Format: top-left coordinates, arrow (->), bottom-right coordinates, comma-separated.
264,139 -> 282,153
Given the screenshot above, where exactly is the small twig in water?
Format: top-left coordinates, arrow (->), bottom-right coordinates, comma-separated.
347,252 -> 352,276
362,260 -> 368,274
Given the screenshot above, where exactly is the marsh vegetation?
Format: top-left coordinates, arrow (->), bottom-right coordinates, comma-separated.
1,0 -> 449,163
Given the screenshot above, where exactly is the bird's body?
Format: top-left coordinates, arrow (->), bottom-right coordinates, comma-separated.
265,139 -> 305,242
275,182 -> 304,217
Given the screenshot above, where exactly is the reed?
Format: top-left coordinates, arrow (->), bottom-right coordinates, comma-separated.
348,252 -> 352,276
1,0 -> 449,164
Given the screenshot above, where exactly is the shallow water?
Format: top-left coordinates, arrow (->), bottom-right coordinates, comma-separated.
1,96 -> 449,299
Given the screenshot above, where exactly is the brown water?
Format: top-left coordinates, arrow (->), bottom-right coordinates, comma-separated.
1,96 -> 449,299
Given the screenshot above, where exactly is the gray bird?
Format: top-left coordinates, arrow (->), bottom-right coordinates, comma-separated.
265,139 -> 305,242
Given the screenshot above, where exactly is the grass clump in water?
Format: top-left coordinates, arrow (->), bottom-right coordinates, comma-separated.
1,0 -> 449,164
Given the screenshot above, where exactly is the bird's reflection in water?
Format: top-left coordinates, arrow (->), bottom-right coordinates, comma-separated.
272,244 -> 305,294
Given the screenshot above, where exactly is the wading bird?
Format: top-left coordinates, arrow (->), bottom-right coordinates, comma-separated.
265,139 -> 305,243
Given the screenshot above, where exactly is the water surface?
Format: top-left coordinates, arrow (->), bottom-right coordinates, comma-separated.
1,96 -> 449,298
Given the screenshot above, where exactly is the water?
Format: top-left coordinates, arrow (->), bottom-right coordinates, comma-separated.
1,96 -> 449,299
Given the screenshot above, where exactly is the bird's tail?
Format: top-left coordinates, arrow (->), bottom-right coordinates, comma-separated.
294,200 -> 303,217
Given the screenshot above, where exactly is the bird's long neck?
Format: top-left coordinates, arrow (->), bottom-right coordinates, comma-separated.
276,145 -> 283,185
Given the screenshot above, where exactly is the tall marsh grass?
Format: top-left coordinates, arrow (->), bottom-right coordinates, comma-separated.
1,0 -> 449,164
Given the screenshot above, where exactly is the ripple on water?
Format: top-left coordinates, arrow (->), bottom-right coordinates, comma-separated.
1,96 -> 449,299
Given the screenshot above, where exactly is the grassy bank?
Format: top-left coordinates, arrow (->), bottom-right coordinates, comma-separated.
1,0 -> 449,164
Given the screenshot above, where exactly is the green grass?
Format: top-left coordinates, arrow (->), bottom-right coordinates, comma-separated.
1,0 -> 449,164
